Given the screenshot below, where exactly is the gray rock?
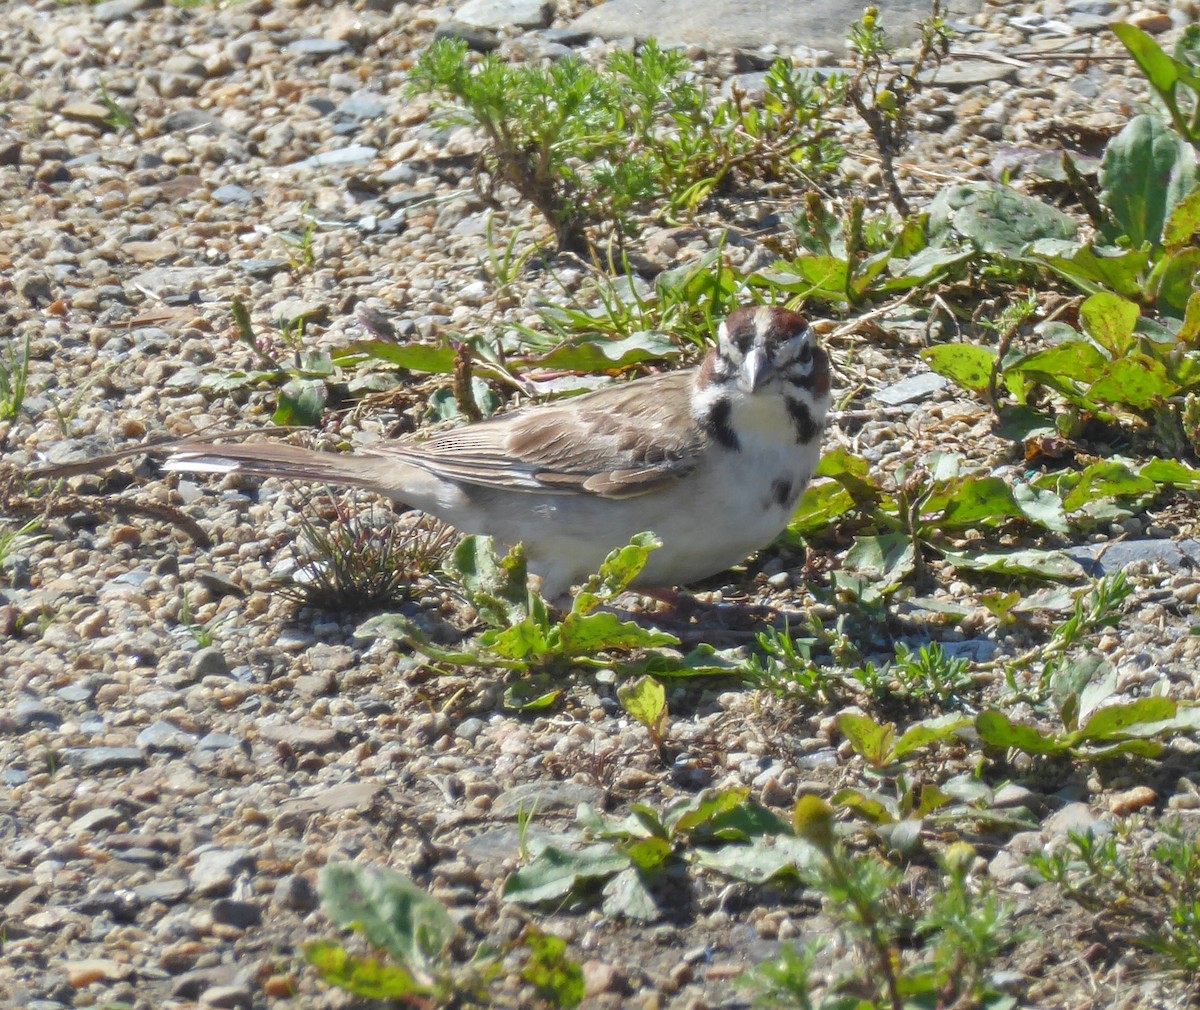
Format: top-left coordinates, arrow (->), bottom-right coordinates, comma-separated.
432,21 -> 501,52
338,94 -> 388,120
56,684 -> 94,704
14,700 -> 61,729
1043,801 -> 1111,838
874,371 -> 948,406
273,873 -> 318,911
1065,539 -> 1200,577
196,732 -> 242,752
455,717 -> 485,742
190,847 -> 255,897
171,966 -> 240,1000
137,721 -> 198,753
288,38 -> 352,58
455,0 -> 553,30
255,721 -> 339,753
71,807 -> 124,833
199,984 -> 252,1009
190,647 -> 229,678
922,59 -> 1016,90
92,0 -> 151,24
571,0 -> 983,52
63,747 -> 146,772
211,184 -> 254,205
133,878 -> 190,905
210,898 -> 262,928
295,145 -> 378,170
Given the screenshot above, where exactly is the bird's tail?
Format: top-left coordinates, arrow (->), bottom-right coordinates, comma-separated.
162,440 -> 406,496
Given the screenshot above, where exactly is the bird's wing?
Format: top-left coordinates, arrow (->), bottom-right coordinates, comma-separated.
373,369 -> 707,499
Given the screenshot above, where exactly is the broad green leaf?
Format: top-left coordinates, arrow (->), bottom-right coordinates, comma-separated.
1025,239 -> 1150,299
503,681 -> 562,710
273,377 -> 327,426
626,643 -> 745,678
304,942 -> 425,999
893,715 -> 972,760
666,788 -> 752,836
1061,461 -> 1158,512
1074,697 -> 1176,741
928,182 -> 1077,255
601,866 -> 659,920
839,713 -> 896,766
931,477 -> 1024,529
788,480 -> 857,536
1012,340 -> 1109,385
333,339 -> 459,373
1077,738 -> 1165,759
941,547 -> 1085,580
1152,247 -> 1200,317
487,620 -> 551,660
1163,186 -> 1200,249
1140,458 -> 1200,487
1100,114 -> 1199,248
316,864 -> 456,973
617,676 -> 667,738
1079,292 -> 1140,356
975,710 -> 1064,754
885,246 -> 973,288
527,331 -> 680,371
843,533 -> 915,588
573,532 -> 661,612
691,836 -> 818,882
557,611 -> 677,653
754,256 -> 851,300
832,788 -> 896,824
428,378 -> 500,422
920,344 -> 996,393
618,836 -> 673,871
503,844 -> 631,904
1013,483 -> 1069,532
1085,355 -> 1177,410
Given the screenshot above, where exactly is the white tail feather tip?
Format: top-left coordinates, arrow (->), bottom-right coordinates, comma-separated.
162,457 -> 241,475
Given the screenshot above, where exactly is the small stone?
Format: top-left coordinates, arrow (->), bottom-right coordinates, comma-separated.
455,717 -> 485,742
196,732 -> 241,752
63,747 -> 145,772
295,145 -> 378,170
273,873 -> 318,912
255,721 -> 339,753
288,38 -> 351,57
874,371 -> 948,406
137,720 -> 198,753
1127,9 -> 1173,33
431,21 -> 501,51
133,878 -> 191,905
91,0 -> 148,22
61,102 -> 113,125
191,647 -> 229,678
454,0 -> 553,30
583,959 -> 621,997
1043,801 -> 1111,838
211,898 -> 263,929
71,807 -> 124,833
338,94 -> 388,120
190,848 -> 255,897
211,184 -> 254,205
1109,786 -> 1156,817
66,958 -> 133,988
14,700 -> 61,729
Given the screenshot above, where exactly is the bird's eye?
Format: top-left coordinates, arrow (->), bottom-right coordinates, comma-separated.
797,342 -> 814,364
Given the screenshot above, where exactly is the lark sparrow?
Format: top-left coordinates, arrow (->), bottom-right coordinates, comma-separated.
135,306 -> 831,599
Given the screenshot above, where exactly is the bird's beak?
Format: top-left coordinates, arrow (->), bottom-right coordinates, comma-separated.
740,347 -> 772,392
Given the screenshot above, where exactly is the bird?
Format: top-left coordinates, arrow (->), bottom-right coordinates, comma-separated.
54,305 -> 832,600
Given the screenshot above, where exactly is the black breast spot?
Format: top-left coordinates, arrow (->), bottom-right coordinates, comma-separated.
785,397 -> 818,444
704,398 -> 740,451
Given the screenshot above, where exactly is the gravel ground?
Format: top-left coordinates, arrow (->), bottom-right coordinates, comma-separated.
3,0 -> 1200,1008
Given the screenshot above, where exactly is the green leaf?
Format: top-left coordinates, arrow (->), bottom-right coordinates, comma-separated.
617,676 -> 667,740
832,788 -> 897,824
1140,458 -> 1200,487
316,864 -> 456,974
842,533 -> 915,588
931,477 -> 1025,529
1163,185 -> 1200,249
504,680 -> 563,711
625,643 -> 745,677
940,547 -> 1085,580
928,182 -> 1077,256
618,836 -> 673,870
1079,292 -> 1140,357
788,480 -> 857,536
600,866 -> 660,920
503,844 -> 631,905
893,715 -> 972,760
333,339 -> 460,373
273,377 -> 327,426
573,532 -> 661,611
975,710 -> 1064,754
1086,354 -> 1178,410
1060,461 -> 1158,512
690,836 -> 818,882
839,713 -> 896,766
920,344 -> 996,393
1074,697 -> 1176,741
1152,247 -> 1200,317
304,942 -> 425,999
526,331 -> 680,371
1100,113 -> 1200,247
1025,239 -> 1150,299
